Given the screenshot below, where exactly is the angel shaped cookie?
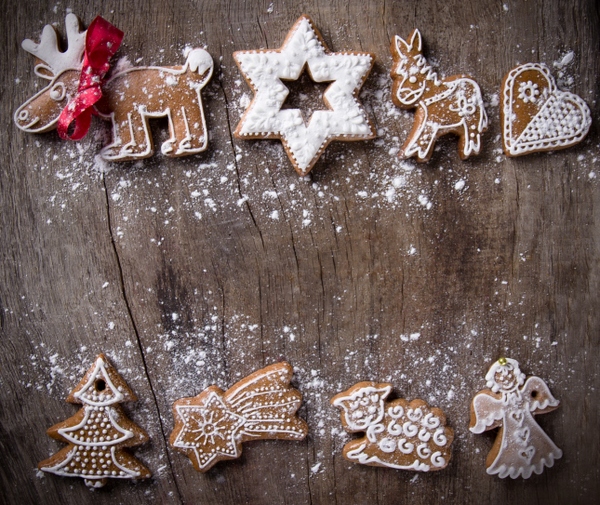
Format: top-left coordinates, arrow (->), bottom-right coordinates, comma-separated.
469,358 -> 562,479
170,362 -> 307,472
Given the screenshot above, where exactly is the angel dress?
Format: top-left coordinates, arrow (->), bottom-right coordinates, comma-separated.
470,375 -> 562,479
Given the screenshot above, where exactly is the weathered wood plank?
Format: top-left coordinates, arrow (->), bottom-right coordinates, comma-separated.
1,0 -> 598,504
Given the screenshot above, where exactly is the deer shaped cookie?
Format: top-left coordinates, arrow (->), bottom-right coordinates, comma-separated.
14,13 -> 213,161
332,382 -> 454,471
391,29 -> 488,162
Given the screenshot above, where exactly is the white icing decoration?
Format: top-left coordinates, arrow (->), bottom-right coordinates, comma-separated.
502,62 -> 592,156
517,81 -> 540,103
333,383 -> 453,472
38,355 -> 148,487
331,384 -> 391,432
379,438 -> 397,453
430,452 -> 446,468
73,356 -> 124,406
470,358 -> 563,479
416,443 -> 432,459
14,14 -> 213,160
233,15 -> 375,175
171,363 -> 306,471
391,29 -> 488,162
422,412 -> 440,429
432,428 -> 448,447
398,439 -> 415,454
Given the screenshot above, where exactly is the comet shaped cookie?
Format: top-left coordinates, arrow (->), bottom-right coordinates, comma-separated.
170,362 -> 308,472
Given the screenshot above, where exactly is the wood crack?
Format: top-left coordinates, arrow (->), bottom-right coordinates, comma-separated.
101,174 -> 184,505
216,62 -> 266,252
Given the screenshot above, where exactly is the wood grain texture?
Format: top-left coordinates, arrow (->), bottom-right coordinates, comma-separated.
1,0 -> 598,503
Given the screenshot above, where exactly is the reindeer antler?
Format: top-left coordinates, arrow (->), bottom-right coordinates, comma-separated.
22,13 -> 86,79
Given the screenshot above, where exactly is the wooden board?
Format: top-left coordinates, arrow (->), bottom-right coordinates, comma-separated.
1,0 -> 598,503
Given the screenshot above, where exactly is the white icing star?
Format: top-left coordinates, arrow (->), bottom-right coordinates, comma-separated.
234,15 -> 375,175
172,392 -> 245,470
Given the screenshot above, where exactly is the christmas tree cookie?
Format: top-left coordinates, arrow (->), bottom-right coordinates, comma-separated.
38,354 -> 151,488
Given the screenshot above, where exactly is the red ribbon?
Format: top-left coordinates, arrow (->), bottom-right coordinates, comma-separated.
57,16 -> 123,141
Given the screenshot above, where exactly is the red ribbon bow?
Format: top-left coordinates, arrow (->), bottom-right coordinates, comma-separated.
57,16 -> 123,141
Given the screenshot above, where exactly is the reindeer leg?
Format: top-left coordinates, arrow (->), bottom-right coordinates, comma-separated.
402,105 -> 440,162
101,107 -> 153,161
403,120 -> 438,162
457,119 -> 481,160
162,102 -> 208,157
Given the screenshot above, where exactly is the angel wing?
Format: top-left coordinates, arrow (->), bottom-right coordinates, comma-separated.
469,391 -> 504,433
521,376 -> 560,414
224,362 -> 308,441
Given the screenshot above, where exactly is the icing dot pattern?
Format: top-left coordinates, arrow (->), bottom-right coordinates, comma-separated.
502,62 -> 591,156
170,362 -> 308,472
234,15 -> 375,176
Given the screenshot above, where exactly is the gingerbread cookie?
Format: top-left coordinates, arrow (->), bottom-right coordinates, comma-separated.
38,354 -> 151,488
469,357 -> 562,479
14,13 -> 213,161
390,29 -> 488,162
332,382 -> 453,471
501,62 -> 591,156
234,14 -> 375,176
170,362 -> 308,472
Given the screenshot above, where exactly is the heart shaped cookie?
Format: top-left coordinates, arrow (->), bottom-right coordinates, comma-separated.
501,62 -> 591,157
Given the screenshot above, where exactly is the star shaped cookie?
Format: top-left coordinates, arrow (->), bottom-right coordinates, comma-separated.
171,388 -> 246,471
234,15 -> 375,176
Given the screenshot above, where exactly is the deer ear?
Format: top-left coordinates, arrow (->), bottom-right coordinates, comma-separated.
409,29 -> 423,53
34,63 -> 55,80
394,34 -> 411,55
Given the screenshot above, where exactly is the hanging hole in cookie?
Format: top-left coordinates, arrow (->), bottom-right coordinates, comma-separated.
531,390 -> 538,398
95,379 -> 106,392
281,69 -> 333,125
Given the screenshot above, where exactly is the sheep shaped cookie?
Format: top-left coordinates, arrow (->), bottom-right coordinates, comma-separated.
332,382 -> 454,471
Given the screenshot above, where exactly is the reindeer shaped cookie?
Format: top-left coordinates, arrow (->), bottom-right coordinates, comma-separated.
391,29 -> 487,162
14,14 -> 213,161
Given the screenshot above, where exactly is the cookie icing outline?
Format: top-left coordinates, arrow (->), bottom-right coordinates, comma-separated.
233,14 -> 375,176
502,62 -> 591,156
470,358 -> 563,479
